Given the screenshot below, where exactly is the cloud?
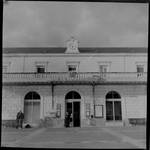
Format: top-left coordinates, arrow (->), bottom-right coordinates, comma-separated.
3,2 -> 148,47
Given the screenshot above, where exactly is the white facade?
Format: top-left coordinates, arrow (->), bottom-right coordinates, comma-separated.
2,38 -> 147,127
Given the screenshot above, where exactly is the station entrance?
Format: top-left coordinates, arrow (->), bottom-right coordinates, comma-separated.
65,91 -> 81,127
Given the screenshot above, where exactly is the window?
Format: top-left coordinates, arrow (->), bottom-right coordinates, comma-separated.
24,91 -> 40,124
98,62 -> 111,79
99,65 -> 108,73
137,65 -> 144,77
66,62 -> 79,72
99,65 -> 109,79
65,91 -> 81,99
135,62 -> 146,77
106,91 -> 122,121
3,62 -> 11,73
106,91 -> 121,99
36,65 -> 45,73
68,65 -> 77,72
35,61 -> 48,73
67,62 -> 80,78
25,91 -> 41,100
3,65 -> 8,73
98,62 -> 111,73
137,65 -> 144,73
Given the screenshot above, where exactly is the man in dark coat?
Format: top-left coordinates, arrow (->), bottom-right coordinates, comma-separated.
65,112 -> 69,127
16,110 -> 24,129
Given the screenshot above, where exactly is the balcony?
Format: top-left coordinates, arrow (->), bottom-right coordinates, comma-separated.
2,72 -> 147,85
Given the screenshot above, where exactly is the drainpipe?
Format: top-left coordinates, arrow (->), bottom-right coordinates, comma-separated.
23,55 -> 25,72
92,83 -> 95,117
52,83 -> 54,109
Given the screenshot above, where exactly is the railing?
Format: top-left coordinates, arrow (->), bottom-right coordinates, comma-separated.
2,72 -> 147,84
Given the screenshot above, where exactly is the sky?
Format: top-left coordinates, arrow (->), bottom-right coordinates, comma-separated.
3,1 -> 148,47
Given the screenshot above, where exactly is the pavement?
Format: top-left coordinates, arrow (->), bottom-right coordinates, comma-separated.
1,125 -> 147,149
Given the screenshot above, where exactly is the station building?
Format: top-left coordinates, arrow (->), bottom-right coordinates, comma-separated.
2,37 -> 147,127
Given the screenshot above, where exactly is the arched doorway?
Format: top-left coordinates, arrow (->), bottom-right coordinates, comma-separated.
106,91 -> 122,121
24,91 -> 41,125
65,91 -> 81,127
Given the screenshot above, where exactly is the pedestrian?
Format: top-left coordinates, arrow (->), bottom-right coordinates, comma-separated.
65,112 -> 69,127
16,110 -> 24,129
69,113 -> 73,127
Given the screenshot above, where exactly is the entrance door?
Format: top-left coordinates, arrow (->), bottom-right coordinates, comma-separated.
73,102 -> 80,127
66,101 -> 80,127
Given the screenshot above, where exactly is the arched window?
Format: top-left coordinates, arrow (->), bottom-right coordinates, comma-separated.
24,91 -> 40,124
106,91 -> 121,99
24,91 -> 40,100
65,91 -> 81,99
106,91 -> 122,121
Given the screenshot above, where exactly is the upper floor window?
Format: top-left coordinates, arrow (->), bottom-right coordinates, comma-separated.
68,65 -> 77,72
3,62 -> 11,73
137,65 -> 144,73
66,61 -> 80,73
135,62 -> 146,77
99,65 -> 108,73
36,65 -> 45,73
98,62 -> 111,73
35,61 -> 48,73
3,65 -> 8,73
136,65 -> 144,77
135,62 -> 146,73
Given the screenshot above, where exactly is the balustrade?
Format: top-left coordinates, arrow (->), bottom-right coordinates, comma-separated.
2,72 -> 147,83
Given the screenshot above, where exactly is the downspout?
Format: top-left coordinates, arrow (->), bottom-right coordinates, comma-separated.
52,83 -> 54,109
92,83 -> 95,117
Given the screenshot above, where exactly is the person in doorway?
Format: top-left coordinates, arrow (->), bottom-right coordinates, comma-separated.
69,113 -> 73,127
65,112 -> 69,127
16,110 -> 24,129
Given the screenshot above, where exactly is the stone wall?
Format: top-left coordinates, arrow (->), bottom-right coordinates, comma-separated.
2,85 -> 52,120
2,84 -> 146,127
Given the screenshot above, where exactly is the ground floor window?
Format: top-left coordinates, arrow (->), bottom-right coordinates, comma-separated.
106,91 -> 122,121
24,91 -> 41,124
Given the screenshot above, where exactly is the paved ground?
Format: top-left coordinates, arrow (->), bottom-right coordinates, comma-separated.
1,126 -> 147,149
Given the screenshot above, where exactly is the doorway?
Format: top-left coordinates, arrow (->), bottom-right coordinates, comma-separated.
66,101 -> 80,127
65,91 -> 81,127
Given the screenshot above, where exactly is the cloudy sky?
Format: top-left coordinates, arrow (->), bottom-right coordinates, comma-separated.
3,1 -> 148,47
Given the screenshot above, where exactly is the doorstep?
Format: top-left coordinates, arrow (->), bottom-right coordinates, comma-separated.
105,121 -> 124,126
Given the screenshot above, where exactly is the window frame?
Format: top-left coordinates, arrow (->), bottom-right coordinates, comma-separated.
98,61 -> 111,73
36,65 -> 45,73
3,62 -> 11,73
35,61 -> 48,73
66,61 -> 80,73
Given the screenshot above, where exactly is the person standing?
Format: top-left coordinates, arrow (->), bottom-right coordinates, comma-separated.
69,113 -> 73,127
16,110 -> 24,129
65,112 -> 69,127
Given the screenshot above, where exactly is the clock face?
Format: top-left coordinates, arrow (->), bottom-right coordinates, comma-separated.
69,42 -> 75,50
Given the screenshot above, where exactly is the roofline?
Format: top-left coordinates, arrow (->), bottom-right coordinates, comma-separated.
3,47 -> 148,54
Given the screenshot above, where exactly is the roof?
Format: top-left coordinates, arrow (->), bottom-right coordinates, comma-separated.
3,47 -> 147,54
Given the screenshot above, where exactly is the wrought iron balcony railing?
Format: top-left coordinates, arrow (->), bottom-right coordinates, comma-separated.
2,72 -> 147,84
